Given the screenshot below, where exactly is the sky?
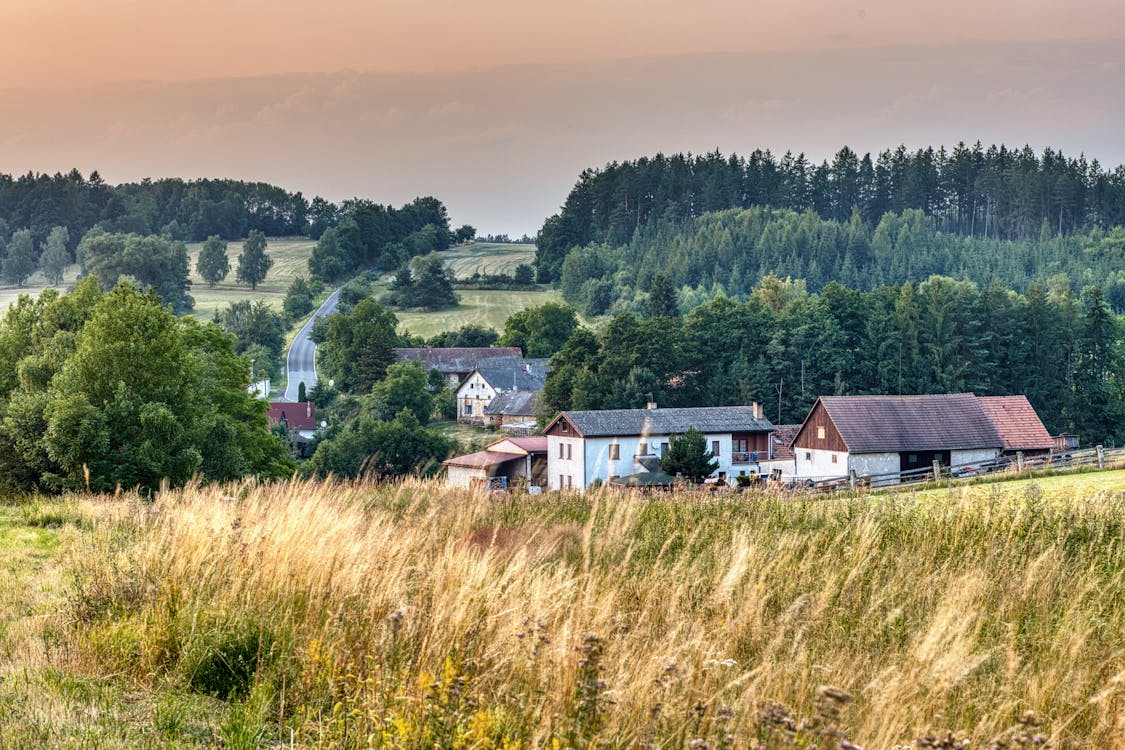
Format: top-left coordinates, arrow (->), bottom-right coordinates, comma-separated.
2,1 -> 1124,236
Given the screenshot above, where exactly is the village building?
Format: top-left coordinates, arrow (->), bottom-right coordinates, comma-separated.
483,390 -> 542,432
393,346 -> 524,388
542,404 -> 774,491
456,360 -> 548,424
443,436 -> 548,490
789,393 -> 1051,484
267,401 -> 318,456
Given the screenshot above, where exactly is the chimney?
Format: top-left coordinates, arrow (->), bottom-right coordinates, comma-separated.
306,402 -> 312,418
646,401 -> 658,410
752,402 -> 763,419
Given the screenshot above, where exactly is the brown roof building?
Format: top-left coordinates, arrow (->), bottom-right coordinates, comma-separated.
977,396 -> 1054,455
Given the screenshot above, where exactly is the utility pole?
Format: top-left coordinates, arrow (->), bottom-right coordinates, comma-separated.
775,378 -> 783,423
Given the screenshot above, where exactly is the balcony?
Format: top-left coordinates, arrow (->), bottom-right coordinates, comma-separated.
732,451 -> 761,464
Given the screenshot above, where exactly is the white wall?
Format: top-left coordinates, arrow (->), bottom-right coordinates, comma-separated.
446,465 -> 488,489
951,448 -> 1001,467
547,435 -> 585,490
793,447 -> 849,480
456,372 -> 498,421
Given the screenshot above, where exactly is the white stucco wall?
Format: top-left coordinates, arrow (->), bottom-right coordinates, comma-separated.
794,447 -> 849,480
951,448 -> 1001,467
547,435 -> 585,490
456,372 -> 498,421
446,465 -> 488,489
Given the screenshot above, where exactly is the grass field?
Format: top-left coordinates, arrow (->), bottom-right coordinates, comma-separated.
388,287 -> 564,338
185,237 -> 316,320
440,242 -> 535,279
2,469 -> 1125,747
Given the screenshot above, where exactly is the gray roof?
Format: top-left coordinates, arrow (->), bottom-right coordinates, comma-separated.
474,363 -> 547,392
394,347 -> 523,375
484,390 -> 541,416
556,406 -> 774,438
818,394 -> 1003,453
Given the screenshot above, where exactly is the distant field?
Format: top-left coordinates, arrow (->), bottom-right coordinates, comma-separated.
185,237 -> 315,320
440,242 -> 535,278
386,286 -> 564,338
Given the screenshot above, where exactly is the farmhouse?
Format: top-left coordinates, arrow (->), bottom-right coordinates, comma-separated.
977,395 -> 1054,457
393,346 -> 524,388
267,400 -> 318,456
483,389 -> 541,432
789,393 -> 1044,483
543,404 -> 774,491
443,436 -> 548,490
456,360 -> 548,424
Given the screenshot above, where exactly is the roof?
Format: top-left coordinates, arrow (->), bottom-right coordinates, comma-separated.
443,450 -> 522,469
394,347 -> 524,375
813,394 -> 1002,453
769,424 -> 800,462
550,406 -> 774,438
490,435 -> 548,453
267,401 -> 317,431
473,364 -> 547,392
609,470 -> 678,488
978,396 -> 1054,451
484,390 -> 541,416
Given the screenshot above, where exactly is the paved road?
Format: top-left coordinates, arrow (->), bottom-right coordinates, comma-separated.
281,288 -> 342,402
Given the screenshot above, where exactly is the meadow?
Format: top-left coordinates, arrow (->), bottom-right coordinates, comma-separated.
2,470 -> 1124,747
184,237 -> 317,321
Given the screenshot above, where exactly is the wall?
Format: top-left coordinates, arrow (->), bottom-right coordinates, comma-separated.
456,372 -> 498,422
793,447 -> 849,480
446,464 -> 488,489
849,452 -> 900,485
547,435 -> 585,490
951,448 -> 1001,467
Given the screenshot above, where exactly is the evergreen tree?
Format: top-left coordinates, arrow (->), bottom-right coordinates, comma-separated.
647,273 -> 679,318
196,235 -> 230,287
236,230 -> 272,290
660,427 -> 718,483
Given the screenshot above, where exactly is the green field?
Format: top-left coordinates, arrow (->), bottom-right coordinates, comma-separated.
185,237 -> 316,320
440,242 -> 535,278
388,287 -> 564,338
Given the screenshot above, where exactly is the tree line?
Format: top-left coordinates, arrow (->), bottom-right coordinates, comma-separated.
540,276 -> 1124,447
535,144 -> 1125,282
557,206 -> 1125,317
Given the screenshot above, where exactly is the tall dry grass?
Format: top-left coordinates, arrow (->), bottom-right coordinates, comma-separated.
63,478 -> 1125,748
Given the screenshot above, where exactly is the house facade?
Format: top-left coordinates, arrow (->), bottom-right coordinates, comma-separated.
456,360 -> 548,424
443,436 -> 548,489
790,393 -> 1009,484
543,405 -> 774,491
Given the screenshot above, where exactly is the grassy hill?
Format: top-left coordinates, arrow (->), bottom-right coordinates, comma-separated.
2,469 -> 1125,746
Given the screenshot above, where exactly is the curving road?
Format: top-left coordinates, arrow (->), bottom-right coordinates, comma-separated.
282,288 -> 342,402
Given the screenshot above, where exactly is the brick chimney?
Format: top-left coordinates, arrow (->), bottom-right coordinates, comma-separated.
752,402 -> 763,419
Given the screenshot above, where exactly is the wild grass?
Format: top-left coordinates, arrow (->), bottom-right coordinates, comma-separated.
21,471 -> 1124,747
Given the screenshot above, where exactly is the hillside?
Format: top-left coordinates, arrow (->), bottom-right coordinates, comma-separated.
2,471 -> 1125,746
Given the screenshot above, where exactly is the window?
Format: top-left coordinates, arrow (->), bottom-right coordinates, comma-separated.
908,454 -> 918,464
639,441 -> 649,455
817,426 -> 826,440
831,454 -> 838,464
609,444 -> 620,460
566,443 -> 572,460
463,403 -> 472,415
559,474 -> 564,488
559,443 -> 565,459
561,422 -> 569,433
566,475 -> 573,489
805,452 -> 812,461
711,440 -> 720,457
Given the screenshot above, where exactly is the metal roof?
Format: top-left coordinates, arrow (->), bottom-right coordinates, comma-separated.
484,390 -> 541,416
816,394 -> 1003,453
554,406 -> 774,438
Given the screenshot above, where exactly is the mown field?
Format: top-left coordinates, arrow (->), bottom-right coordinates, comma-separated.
2,470 -> 1125,747
441,242 -> 535,278
185,237 -> 316,321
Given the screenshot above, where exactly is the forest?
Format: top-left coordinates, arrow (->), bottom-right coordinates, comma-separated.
539,276 -> 1124,446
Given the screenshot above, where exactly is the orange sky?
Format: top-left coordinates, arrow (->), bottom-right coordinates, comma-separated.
2,2 -> 1124,234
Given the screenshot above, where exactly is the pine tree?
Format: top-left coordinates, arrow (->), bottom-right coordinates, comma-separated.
660,427 -> 718,483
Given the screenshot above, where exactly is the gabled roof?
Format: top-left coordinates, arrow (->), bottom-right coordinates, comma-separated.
811,394 -> 1002,453
472,364 -> 547,392
548,406 -> 774,438
443,450 -> 520,469
394,347 -> 523,374
978,396 -> 1054,451
489,435 -> 548,454
484,390 -> 541,416
444,436 -> 548,469
267,401 -> 317,431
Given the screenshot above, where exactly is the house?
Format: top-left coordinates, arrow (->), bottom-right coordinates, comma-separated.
790,393 -> 1007,484
977,395 -> 1054,457
456,359 -> 548,424
543,404 -> 774,491
394,347 -> 524,388
483,390 -> 542,432
443,436 -> 548,489
759,424 -> 799,480
267,401 -> 319,456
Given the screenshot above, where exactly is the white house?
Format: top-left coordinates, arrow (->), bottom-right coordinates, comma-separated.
542,404 -> 774,491
790,393 -> 1011,485
456,360 -> 548,424
443,436 -> 548,489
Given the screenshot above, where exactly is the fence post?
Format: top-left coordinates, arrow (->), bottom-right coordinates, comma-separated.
1097,445 -> 1105,469
932,459 -> 942,482
1016,451 -> 1024,472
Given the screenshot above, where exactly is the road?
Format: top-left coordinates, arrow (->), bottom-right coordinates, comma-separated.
281,288 -> 342,402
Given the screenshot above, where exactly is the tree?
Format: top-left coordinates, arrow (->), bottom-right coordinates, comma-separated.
389,252 -> 457,311
427,324 -> 499,348
79,231 -> 194,314
455,224 -> 476,243
306,408 -> 452,479
647,273 -> 679,318
660,427 -> 718,483
513,263 -> 536,286
196,235 -> 230,287
500,302 -> 579,357
282,276 -> 321,321
3,229 -> 38,287
297,381 -> 307,402
236,230 -> 272,290
215,299 -> 286,358
365,361 -> 434,424
37,226 -> 71,286
308,227 -> 346,281
317,298 -> 399,394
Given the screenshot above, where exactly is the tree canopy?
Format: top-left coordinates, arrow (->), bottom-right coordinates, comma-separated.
196,235 -> 230,287
660,428 -> 718,484
79,231 -> 194,314
235,230 -> 272,290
